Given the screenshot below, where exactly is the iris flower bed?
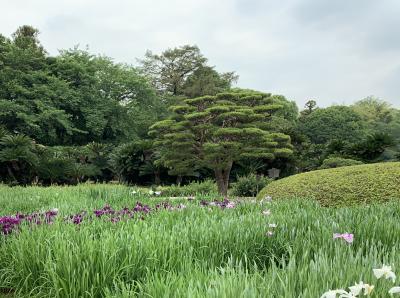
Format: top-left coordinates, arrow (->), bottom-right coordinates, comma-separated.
1,199 -> 239,236
0,184 -> 400,297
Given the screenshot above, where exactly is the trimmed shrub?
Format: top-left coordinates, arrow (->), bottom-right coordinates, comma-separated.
231,174 -> 271,197
157,179 -> 218,197
257,162 -> 400,206
319,157 -> 363,169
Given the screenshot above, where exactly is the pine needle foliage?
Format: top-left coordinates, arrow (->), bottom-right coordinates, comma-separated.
149,92 -> 293,195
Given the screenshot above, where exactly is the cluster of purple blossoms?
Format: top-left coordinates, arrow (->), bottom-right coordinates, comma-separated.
65,211 -> 87,225
155,201 -> 187,211
0,208 -> 59,235
64,202 -> 157,225
0,216 -> 21,235
200,199 -> 236,209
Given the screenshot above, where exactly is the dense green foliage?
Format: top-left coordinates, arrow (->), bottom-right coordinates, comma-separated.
293,98 -> 400,172
0,25 -> 399,193
0,27 -> 159,145
149,92 -> 293,195
108,141 -> 160,184
231,174 -> 271,197
257,162 -> 400,206
319,157 -> 363,169
299,105 -> 365,144
139,45 -> 237,98
0,25 -> 172,185
1,185 -> 400,297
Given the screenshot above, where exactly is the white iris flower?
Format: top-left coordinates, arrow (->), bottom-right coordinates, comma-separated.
389,286 -> 400,295
320,289 -> 348,298
373,265 -> 396,282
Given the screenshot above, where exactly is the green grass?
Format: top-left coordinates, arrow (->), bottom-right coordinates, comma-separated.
1,184 -> 400,297
257,162 -> 400,206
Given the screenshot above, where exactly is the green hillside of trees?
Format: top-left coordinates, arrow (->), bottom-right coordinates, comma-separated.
1,26 -> 399,192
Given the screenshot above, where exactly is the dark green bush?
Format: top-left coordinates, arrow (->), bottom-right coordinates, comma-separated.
158,179 -> 217,196
257,162 -> 400,206
37,158 -> 75,184
319,157 -> 363,169
231,174 -> 271,197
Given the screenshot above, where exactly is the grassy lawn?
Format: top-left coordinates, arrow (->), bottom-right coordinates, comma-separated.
1,184 -> 400,297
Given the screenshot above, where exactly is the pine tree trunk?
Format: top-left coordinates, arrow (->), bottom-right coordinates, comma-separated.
215,171 -> 227,197
6,165 -> 16,181
154,170 -> 161,185
214,161 -> 232,198
176,175 -> 183,185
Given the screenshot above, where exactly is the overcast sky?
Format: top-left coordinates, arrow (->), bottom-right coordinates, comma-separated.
1,0 -> 400,108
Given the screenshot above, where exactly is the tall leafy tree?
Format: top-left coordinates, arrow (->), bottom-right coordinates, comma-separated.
11,25 -> 45,53
139,45 -> 207,96
299,105 -> 366,144
149,92 -> 292,195
352,97 -> 394,125
182,66 -> 238,98
1,26 -> 160,146
352,97 -> 400,160
52,49 -> 159,143
300,100 -> 318,117
352,97 -> 400,139
139,45 -> 238,99
0,26 -> 78,145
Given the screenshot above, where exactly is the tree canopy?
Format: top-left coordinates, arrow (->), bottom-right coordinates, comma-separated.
139,45 -> 237,98
299,105 -> 366,144
149,92 -> 293,195
0,26 -> 159,145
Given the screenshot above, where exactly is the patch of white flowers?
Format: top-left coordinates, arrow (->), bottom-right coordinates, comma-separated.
373,264 -> 396,282
148,190 -> 162,196
390,287 -> 400,295
321,264 -> 399,297
131,189 -> 162,196
320,289 -> 348,298
259,195 -> 272,205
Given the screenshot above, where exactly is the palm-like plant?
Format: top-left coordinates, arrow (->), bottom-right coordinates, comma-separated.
86,142 -> 112,175
37,157 -> 74,184
0,126 -> 8,139
66,162 -> 101,184
139,151 -> 162,185
0,134 -> 39,183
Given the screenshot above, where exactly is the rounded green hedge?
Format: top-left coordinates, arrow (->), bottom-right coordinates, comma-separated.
257,162 -> 400,206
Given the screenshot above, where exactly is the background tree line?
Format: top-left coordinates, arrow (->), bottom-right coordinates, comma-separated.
0,25 -> 399,188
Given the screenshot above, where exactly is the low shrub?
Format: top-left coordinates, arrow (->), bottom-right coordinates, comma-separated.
157,179 -> 218,197
231,174 -> 271,197
319,157 -> 363,169
257,162 -> 400,206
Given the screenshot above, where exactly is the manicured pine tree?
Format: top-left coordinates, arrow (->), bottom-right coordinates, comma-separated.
149,92 -> 293,196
